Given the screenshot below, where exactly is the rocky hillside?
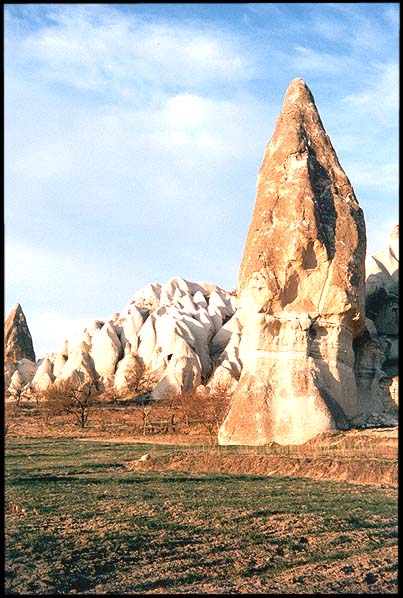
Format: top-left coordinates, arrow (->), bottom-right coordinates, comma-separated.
354,225 -> 399,426
5,278 -> 240,400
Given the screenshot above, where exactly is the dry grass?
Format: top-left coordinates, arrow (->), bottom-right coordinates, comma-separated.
131,448 -> 397,486
5,437 -> 398,594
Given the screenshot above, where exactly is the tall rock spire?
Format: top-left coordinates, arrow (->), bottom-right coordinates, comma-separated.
218,78 -> 366,446
4,303 -> 36,363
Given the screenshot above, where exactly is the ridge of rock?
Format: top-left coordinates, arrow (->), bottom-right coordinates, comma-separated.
4,278 -> 237,402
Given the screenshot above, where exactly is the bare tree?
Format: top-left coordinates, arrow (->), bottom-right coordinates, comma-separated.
98,385 -> 123,405
43,378 -> 99,429
156,387 -> 182,432
134,400 -> 154,436
123,357 -> 157,399
204,379 -> 234,445
180,380 -> 234,445
178,388 -> 197,428
121,357 -> 159,435
6,383 -> 33,409
20,383 -> 42,405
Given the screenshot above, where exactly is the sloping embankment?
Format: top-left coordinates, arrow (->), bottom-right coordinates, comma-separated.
131,452 -> 397,486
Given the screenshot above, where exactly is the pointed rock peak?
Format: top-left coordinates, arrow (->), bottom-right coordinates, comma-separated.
263,76 -> 332,167
8,302 -> 22,318
390,224 -> 399,239
283,77 -> 315,107
6,302 -> 25,325
4,303 -> 36,363
220,79 -> 366,447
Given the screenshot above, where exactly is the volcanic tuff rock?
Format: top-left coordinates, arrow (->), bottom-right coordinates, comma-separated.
354,225 -> 399,423
31,357 -> 55,391
365,224 -> 399,370
4,277 -> 238,400
4,228 -> 398,434
4,303 -> 36,363
219,78 -> 366,446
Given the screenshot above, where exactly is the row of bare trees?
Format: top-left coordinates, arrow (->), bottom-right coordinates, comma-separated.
114,359 -> 234,443
5,383 -> 36,407
6,358 -> 234,444
101,358 -> 234,443
127,382 -> 233,444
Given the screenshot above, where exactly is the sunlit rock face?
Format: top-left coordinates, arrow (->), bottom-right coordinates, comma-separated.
31,357 -> 55,392
90,322 -> 122,381
19,277 -> 236,398
113,277 -> 234,398
219,78 -> 366,446
354,225 -> 399,424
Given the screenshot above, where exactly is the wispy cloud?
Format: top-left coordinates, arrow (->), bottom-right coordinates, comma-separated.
311,3 -> 399,55
347,162 -> 399,194
290,45 -> 355,75
342,62 -> 399,129
9,3 -> 255,100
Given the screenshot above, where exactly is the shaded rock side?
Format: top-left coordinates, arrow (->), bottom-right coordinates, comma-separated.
219,78 -> 366,446
364,224 -> 398,377
353,225 -> 399,424
4,303 -> 36,363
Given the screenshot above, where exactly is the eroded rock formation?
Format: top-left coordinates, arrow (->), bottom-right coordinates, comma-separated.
218,78 -> 366,446
365,224 -> 399,379
4,304 -> 37,397
5,278 -> 237,401
4,303 -> 36,363
353,225 -> 399,425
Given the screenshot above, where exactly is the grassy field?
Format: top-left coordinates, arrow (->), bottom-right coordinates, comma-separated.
5,438 -> 398,594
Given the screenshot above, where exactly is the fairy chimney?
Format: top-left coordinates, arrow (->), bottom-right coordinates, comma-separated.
4,303 -> 36,363
218,78 -> 366,446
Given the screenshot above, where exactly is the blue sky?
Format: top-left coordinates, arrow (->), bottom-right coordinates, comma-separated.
4,3 -> 399,359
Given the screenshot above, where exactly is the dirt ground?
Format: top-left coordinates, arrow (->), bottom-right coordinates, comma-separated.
5,401 -> 398,594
